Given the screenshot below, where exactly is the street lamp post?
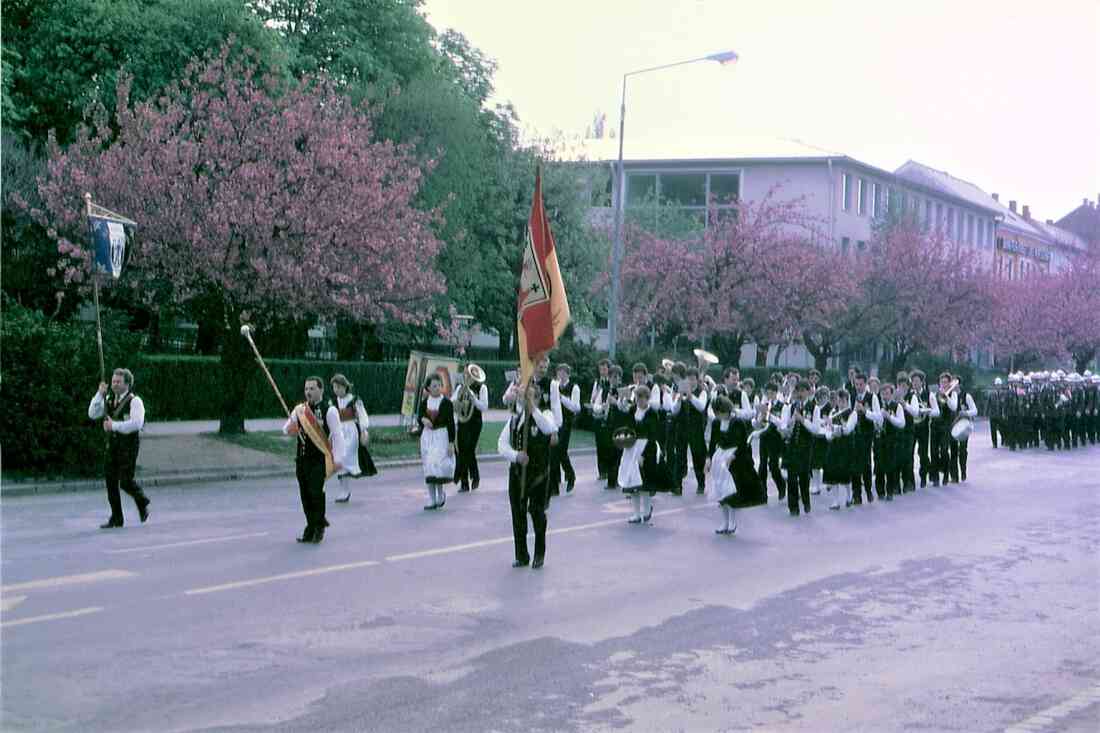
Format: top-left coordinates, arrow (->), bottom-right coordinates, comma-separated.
606,50 -> 738,360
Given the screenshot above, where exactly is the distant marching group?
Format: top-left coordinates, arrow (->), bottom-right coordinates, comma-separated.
985,369 -> 1100,452
87,355 -> 1096,570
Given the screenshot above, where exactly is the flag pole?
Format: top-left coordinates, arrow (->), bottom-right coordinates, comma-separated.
85,192 -> 106,383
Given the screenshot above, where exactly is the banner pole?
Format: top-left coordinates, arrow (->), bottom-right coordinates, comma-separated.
85,193 -> 106,383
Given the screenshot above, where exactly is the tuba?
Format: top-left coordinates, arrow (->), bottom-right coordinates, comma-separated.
455,363 -> 485,423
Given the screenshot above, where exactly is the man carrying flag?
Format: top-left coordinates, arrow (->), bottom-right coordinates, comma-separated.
82,194 -> 148,530
499,170 -> 570,569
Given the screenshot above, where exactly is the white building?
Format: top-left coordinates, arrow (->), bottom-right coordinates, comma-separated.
583,138 -> 1001,368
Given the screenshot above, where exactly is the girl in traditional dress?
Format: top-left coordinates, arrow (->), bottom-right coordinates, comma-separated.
810,385 -> 831,496
619,385 -> 665,525
823,390 -> 858,509
705,396 -> 766,535
417,373 -> 455,510
328,374 -> 375,503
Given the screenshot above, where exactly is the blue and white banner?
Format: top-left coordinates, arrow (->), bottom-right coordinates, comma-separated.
87,202 -> 137,280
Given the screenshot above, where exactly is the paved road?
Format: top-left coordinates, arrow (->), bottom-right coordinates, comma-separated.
2,427 -> 1098,732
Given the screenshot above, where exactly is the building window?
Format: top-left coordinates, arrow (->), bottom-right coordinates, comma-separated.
924,200 -> 932,230
842,173 -> 851,211
947,209 -> 955,239
708,173 -> 740,205
857,178 -> 867,215
966,214 -> 974,245
871,183 -> 881,218
935,202 -> 943,232
660,173 -> 706,207
626,174 -> 657,206
841,236 -> 850,255
857,240 -> 866,252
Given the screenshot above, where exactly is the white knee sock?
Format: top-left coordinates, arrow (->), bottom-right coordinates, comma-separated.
428,485 -> 438,505
631,494 -> 642,519
641,494 -> 652,516
728,506 -> 737,532
338,476 -> 351,497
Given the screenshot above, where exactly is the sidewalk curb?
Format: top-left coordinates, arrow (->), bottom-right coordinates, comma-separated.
1,448 -> 598,498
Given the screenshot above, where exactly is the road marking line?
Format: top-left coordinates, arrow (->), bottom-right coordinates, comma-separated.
1004,680 -> 1100,732
1,569 -> 137,594
386,506 -> 694,562
105,532 -> 270,554
184,560 -> 382,596
1,606 -> 104,628
0,595 -> 27,612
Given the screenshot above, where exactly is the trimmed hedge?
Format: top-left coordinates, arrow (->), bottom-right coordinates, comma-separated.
134,354 -> 846,422
136,356 -> 523,420
3,300 -> 142,477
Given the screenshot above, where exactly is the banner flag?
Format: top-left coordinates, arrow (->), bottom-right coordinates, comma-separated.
517,169 -> 571,389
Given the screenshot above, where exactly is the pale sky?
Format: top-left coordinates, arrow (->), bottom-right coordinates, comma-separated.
423,0 -> 1100,221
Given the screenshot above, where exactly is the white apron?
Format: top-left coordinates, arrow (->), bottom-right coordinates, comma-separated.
334,395 -> 362,477
705,446 -> 738,503
618,438 -> 647,491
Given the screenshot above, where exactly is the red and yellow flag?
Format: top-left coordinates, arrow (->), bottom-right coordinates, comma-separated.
517,169 -> 571,389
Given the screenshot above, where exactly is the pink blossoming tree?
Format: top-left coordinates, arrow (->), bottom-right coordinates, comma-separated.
30,44 -> 445,432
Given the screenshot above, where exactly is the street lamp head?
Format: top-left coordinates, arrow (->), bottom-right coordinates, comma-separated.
707,50 -> 739,65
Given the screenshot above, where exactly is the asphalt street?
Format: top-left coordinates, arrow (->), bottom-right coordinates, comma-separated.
2,425 -> 1098,733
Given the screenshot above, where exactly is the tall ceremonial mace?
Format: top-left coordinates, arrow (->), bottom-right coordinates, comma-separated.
240,324 -> 292,417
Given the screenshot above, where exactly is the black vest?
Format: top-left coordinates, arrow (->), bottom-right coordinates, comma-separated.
105,392 -> 140,448
510,412 -> 551,486
855,391 -> 876,434
296,402 -> 331,465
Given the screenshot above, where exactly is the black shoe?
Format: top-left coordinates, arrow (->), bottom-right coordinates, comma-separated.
311,526 -> 325,543
512,558 -> 530,568
423,503 -> 438,511
885,494 -> 893,502
472,481 -> 479,490
458,483 -> 470,493
138,500 -> 150,523
643,506 -> 654,523
789,509 -> 800,516
296,526 -> 315,543
627,517 -> 642,524
531,556 -> 544,569
566,479 -> 575,493
335,492 -> 352,503
100,518 -> 123,529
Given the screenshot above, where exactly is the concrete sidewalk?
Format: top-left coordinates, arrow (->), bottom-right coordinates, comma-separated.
142,410 -> 514,436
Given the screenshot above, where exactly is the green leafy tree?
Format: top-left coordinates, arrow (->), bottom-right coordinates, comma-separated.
3,0 -> 287,143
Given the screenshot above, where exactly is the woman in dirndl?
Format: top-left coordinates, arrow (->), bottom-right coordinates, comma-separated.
619,385 -> 667,525
329,374 -> 376,503
706,395 -> 766,535
417,373 -> 455,510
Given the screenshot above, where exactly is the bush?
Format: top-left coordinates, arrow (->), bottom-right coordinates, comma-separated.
133,356 -> 526,420
2,299 -> 141,477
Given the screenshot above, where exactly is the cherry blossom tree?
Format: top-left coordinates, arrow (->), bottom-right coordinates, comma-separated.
29,44 -> 445,432
613,192 -> 833,362
853,222 -> 997,375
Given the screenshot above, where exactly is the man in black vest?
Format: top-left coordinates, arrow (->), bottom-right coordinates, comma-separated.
283,376 -> 345,543
88,368 -> 150,529
590,359 -> 613,481
552,363 -> 581,493
850,372 -> 877,504
499,381 -> 558,569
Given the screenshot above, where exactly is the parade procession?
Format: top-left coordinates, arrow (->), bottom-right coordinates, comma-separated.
4,2 -> 1100,731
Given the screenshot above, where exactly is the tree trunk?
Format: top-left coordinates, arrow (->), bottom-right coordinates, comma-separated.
497,322 -> 514,360
754,342 -> 770,369
218,310 -> 252,434
802,330 -> 833,373
1074,348 -> 1096,375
